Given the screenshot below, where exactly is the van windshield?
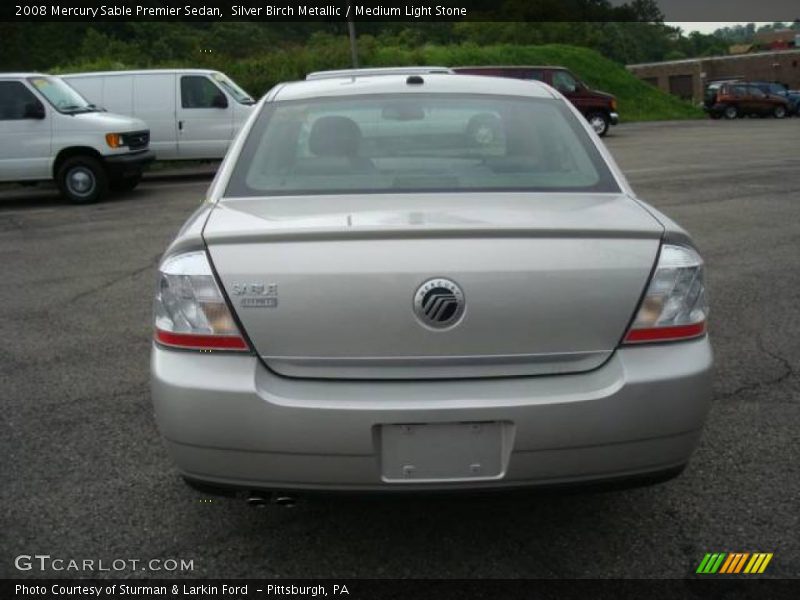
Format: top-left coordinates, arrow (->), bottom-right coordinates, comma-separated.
211,73 -> 254,105
226,94 -> 620,196
28,76 -> 96,113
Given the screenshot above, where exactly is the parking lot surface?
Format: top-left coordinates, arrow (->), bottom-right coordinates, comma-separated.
1,119 -> 798,579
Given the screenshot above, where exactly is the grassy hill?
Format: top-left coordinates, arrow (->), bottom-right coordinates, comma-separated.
372,44 -> 703,122
55,42 -> 702,122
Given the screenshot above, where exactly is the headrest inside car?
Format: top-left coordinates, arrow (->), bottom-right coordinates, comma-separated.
309,116 -> 362,157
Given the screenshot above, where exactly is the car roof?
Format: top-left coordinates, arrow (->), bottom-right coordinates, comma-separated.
273,73 -> 557,102
307,66 -> 454,80
452,65 -> 567,71
0,72 -> 47,78
60,68 -> 219,77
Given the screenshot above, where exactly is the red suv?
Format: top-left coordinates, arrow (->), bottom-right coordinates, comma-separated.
453,66 -> 619,136
704,82 -> 791,119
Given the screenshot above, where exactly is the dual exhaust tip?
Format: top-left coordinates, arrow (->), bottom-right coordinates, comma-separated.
246,492 -> 297,508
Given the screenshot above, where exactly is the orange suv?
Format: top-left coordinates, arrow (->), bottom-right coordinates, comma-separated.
704,82 -> 790,119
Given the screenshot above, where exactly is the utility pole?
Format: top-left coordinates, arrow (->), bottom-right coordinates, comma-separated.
347,0 -> 359,68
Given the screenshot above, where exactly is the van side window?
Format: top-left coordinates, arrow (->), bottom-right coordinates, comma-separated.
552,71 -> 578,93
180,76 -> 222,109
0,81 -> 42,120
525,70 -> 545,82
731,85 -> 746,96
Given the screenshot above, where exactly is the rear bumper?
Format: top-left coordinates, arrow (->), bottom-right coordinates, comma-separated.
151,337 -> 713,492
103,150 -> 154,177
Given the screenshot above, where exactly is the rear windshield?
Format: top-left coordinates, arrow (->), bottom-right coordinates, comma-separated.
225,94 -> 620,197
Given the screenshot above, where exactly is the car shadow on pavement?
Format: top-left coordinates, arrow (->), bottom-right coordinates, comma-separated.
187,483 -> 665,578
0,184 -> 148,212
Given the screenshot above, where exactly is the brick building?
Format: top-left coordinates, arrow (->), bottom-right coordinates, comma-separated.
627,50 -> 800,103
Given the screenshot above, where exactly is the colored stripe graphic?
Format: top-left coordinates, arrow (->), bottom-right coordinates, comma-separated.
719,554 -> 736,574
744,553 -> 774,574
733,553 -> 749,574
697,553 -> 727,574
696,554 -> 713,574
698,552 -> 773,575
744,554 -> 760,574
758,554 -> 773,573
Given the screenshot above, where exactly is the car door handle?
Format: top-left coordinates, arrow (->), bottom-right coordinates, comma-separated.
179,120 -> 183,131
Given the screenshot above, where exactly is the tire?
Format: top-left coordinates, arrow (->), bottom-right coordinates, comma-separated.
586,112 -> 610,137
773,105 -> 787,119
56,155 -> 108,204
110,173 -> 142,193
723,105 -> 738,120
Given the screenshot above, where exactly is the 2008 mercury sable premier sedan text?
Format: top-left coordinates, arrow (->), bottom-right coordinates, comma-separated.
151,72 -> 712,494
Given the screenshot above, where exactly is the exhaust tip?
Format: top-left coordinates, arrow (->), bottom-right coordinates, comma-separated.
245,491 -> 298,508
245,493 -> 269,508
271,493 -> 297,508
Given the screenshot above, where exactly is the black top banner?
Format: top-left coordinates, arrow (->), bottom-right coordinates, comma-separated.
3,0 -> 800,22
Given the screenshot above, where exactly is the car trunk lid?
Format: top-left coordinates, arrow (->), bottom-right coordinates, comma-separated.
204,193 -> 663,379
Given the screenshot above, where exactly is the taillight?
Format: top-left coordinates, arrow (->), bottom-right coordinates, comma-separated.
154,251 -> 249,352
623,244 -> 708,344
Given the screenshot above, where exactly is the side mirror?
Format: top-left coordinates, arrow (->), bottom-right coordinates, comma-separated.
211,94 -> 228,109
24,102 -> 46,120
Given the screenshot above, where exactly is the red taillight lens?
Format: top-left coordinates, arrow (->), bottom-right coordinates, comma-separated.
154,331 -> 249,351
623,245 -> 708,345
624,322 -> 706,344
154,251 -> 250,352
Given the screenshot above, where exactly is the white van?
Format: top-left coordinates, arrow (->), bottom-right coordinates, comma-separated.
0,73 -> 154,203
62,69 -> 255,160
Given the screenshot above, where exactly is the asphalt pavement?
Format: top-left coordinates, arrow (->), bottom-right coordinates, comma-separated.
1,119 -> 798,579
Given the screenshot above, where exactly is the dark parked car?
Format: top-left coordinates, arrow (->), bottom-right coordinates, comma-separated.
704,82 -> 791,119
750,81 -> 800,116
453,66 -> 619,136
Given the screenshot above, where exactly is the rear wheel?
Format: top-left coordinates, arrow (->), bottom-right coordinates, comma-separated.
723,105 -> 738,120
587,112 -> 610,136
56,155 -> 108,204
773,105 -> 787,119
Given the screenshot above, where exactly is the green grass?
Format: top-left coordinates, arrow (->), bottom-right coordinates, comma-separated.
55,43 -> 702,122
376,44 -> 703,122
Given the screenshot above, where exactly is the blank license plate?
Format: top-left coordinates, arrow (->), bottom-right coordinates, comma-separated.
381,422 -> 504,482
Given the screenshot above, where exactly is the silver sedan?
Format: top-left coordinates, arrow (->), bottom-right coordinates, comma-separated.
151,72 -> 711,495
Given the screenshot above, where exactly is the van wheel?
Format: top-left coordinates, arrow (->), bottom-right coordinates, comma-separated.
587,112 -> 610,136
723,105 -> 738,119
110,173 -> 142,193
57,156 -> 108,204
773,105 -> 787,119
